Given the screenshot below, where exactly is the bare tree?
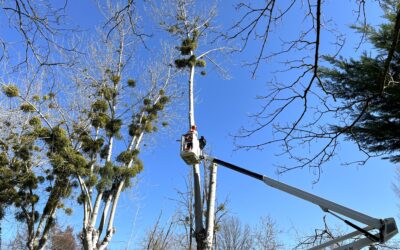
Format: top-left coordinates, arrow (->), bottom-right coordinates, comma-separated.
6,222 -> 79,250
173,170 -> 195,249
294,216 -> 400,249
229,0 -> 397,178
140,179 -> 281,250
9,229 -> 28,250
0,68 -> 79,250
216,216 -> 253,250
293,216 -> 343,249
158,0 -> 232,248
140,213 -> 178,250
216,215 -> 282,250
64,3 -> 181,249
168,164 -> 228,250
0,0 -> 76,68
47,225 -> 79,250
252,216 -> 283,250
72,9 -> 177,250
0,1 -> 177,249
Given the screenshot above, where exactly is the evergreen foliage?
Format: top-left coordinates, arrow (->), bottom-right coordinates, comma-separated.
321,1 -> 400,162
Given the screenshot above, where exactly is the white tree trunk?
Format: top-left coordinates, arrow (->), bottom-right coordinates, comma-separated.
188,61 -> 206,248
189,56 -> 196,127
205,163 -> 218,250
193,163 -> 204,233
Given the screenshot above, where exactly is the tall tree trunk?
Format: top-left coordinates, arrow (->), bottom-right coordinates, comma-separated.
189,55 -> 196,126
188,61 -> 206,248
193,163 -> 206,249
205,163 -> 217,250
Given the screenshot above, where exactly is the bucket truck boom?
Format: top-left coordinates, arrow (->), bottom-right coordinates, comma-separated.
199,155 -> 398,249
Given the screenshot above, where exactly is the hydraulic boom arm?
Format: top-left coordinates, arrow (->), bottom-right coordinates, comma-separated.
203,155 -> 398,249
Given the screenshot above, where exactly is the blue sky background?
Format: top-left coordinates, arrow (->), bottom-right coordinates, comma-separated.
1,0 -> 399,249
110,1 -> 397,248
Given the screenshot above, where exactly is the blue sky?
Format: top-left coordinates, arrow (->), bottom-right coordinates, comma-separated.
1,0 -> 399,249
104,1 -> 397,248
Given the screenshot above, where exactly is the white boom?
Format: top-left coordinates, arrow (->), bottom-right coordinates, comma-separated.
200,155 -> 398,250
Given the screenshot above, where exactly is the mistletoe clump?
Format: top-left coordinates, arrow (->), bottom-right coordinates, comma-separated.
2,84 -> 19,97
0,120 -> 78,224
97,162 -> 115,191
128,91 -> 170,137
179,37 -> 198,55
80,134 -> 104,156
92,100 -> 109,113
99,86 -> 117,101
174,29 -> 206,72
91,113 -> 109,128
127,79 -> 136,87
20,103 -> 36,112
32,95 -> 41,102
110,74 -> 121,85
105,119 -> 122,136
196,59 -> 206,67
116,149 -> 139,165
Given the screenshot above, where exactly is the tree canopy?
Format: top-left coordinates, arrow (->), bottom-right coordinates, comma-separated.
1,0 -> 400,249
321,1 -> 400,163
